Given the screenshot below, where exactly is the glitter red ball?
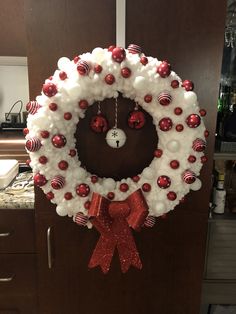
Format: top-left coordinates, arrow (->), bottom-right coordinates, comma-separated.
39,156 -> 48,164
154,149 -> 163,158
23,128 -> 29,136
58,160 -> 68,170
140,56 -> 148,65
167,191 -> 177,201
43,82 -> 58,97
132,175 -> 140,182
59,71 -> 67,80
112,47 -> 126,63
90,114 -> 109,133
51,134 -> 67,148
170,160 -> 179,169
157,61 -> 171,78
174,107 -> 183,115
186,114 -> 201,128
79,99 -> 88,109
188,155 -> 196,163
128,110 -> 146,129
76,183 -> 90,197
108,45 -> 116,52
46,191 -> 54,200
107,192 -> 115,200
176,124 -> 184,132
84,201 -> 91,209
142,183 -> 151,192
171,80 -> 179,88
40,130 -> 50,138
69,149 -> 76,157
94,64 -> 103,73
144,94 -> 152,103
64,112 -> 72,120
121,67 -> 131,78
157,175 -> 171,189
105,74 -> 115,85
49,103 -> 58,111
64,192 -> 73,200
120,183 -> 129,192
34,173 -> 47,187
182,80 -> 194,91
159,117 -> 173,131
199,109 -> 207,116
91,175 -> 98,183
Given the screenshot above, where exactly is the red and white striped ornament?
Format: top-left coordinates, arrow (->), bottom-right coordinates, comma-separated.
77,60 -> 90,76
25,137 -> 41,152
74,212 -> 88,226
182,170 -> 196,184
192,138 -> 206,152
51,175 -> 65,190
158,91 -> 172,106
127,44 -> 142,54
144,216 -> 156,228
26,101 -> 41,115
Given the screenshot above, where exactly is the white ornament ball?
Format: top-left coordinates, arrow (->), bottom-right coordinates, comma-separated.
133,76 -> 146,90
166,140 -> 180,152
57,57 -> 71,71
184,91 -> 197,105
56,205 -> 68,216
153,201 -> 166,215
92,47 -> 105,62
190,178 -> 202,191
65,83 -> 80,100
103,178 -> 116,190
106,128 -> 127,148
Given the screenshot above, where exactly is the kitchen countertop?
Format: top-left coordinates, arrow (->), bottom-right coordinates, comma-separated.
0,171 -> 34,209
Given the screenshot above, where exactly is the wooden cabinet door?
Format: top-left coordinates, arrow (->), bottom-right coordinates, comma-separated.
25,0 -> 227,313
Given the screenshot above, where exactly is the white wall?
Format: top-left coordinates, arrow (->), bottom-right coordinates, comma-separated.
0,58 -> 29,123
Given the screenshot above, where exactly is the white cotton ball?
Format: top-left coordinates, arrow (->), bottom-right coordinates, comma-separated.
133,76 -> 146,90
75,167 -> 87,180
103,178 -> 116,190
184,91 -> 197,105
92,47 -> 105,62
142,167 -> 154,179
153,201 -> 166,215
190,178 -> 202,191
57,57 -> 71,71
66,83 -> 80,100
166,140 -> 180,152
56,205 -> 68,216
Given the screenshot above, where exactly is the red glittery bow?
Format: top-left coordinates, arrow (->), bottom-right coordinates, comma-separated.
88,189 -> 148,273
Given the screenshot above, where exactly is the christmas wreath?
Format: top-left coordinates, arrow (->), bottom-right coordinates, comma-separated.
25,44 -> 208,273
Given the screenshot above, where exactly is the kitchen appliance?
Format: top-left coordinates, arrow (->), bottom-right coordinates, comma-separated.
0,159 -> 19,189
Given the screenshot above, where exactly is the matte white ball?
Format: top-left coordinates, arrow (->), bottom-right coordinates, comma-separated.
143,167 -> 154,179
153,201 -> 166,215
56,205 -> 68,216
103,178 -> 116,190
190,178 -> 202,191
92,47 -> 105,62
184,91 -> 197,105
57,57 -> 71,71
133,76 -> 146,89
166,140 -> 180,152
106,128 -> 126,149
66,83 -> 80,100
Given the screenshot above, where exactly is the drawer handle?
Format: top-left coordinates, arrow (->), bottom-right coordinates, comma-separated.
47,226 -> 53,269
0,275 -> 14,282
0,232 -> 11,237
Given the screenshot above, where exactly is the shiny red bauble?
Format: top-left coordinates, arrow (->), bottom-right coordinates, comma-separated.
84,201 -> 91,209
40,130 -> 50,138
75,212 -> 89,226
49,103 -> 58,111
154,149 -> 163,158
26,159 -> 31,166
171,80 -> 179,88
199,109 -> 207,116
51,175 -> 65,190
23,128 -> 29,135
182,80 -> 194,91
140,56 -> 148,65
112,47 -> 126,63
51,134 -> 67,148
167,191 -> 177,201
26,101 -> 41,114
43,82 -> 58,97
73,56 -> 80,63
79,99 -> 88,109
64,112 -> 72,120
201,156 -> 208,163
128,110 -> 146,129
76,183 -> 90,197
39,156 -> 48,164
58,160 -> 68,170
105,74 -> 115,85
159,117 -> 173,131
108,45 -> 116,52
157,61 -> 171,78
90,114 -> 109,133
59,71 -> 67,80
174,107 -> 183,115
94,64 -> 103,73
69,149 -> 76,157
91,175 -> 98,183
175,124 -> 184,132
121,67 -> 131,78
77,60 -> 90,76
132,175 -> 140,182
64,192 -> 73,200
170,160 -> 179,169
186,114 -> 201,128
204,130 -> 209,138
142,183 -> 151,192
107,192 -> 115,200
188,155 -> 196,163
157,175 -> 171,189
144,94 -> 152,103
34,173 -> 47,187
120,183 -> 129,192
46,191 -> 54,200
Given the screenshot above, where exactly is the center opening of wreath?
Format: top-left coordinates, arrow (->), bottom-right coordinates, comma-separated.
75,95 -> 158,181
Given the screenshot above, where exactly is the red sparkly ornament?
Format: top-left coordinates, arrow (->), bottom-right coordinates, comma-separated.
76,183 -> 90,197
107,192 -> 115,200
182,80 -> 194,91
204,130 -> 209,138
157,175 -> 171,189
26,101 -> 41,114
144,94 -> 152,103
174,107 -> 183,115
132,175 -> 140,182
59,71 -> 67,80
108,45 -> 116,52
40,130 -> 50,138
159,117 -> 173,131
127,44 -> 142,54
43,82 -> 58,97
112,47 -> 126,63
69,149 -> 76,157
201,156 -> 208,163
144,216 -> 155,228
186,114 -> 201,128
23,128 -> 29,136
58,160 -> 68,170
64,112 -> 72,120
26,159 -> 31,166
128,110 -> 146,129
79,100 -> 88,109
188,155 -> 196,163
142,183 -> 151,192
171,80 -> 179,88
176,124 -> 184,132
51,175 -> 65,190
84,201 -> 91,209
140,56 -> 148,65
75,212 -> 88,226
105,74 -> 115,85
64,192 -> 73,200
157,61 -> 171,78
73,56 -> 80,63
121,67 -> 131,78
90,114 -> 109,133
120,183 -> 129,192
91,175 -> 98,183
199,109 -> 207,116
46,191 -> 54,200
170,160 -> 179,169
25,137 -> 41,152
51,134 -> 67,148
39,156 -> 48,164
49,103 -> 58,111
158,92 -> 172,106
182,170 -> 196,184
34,173 -> 47,187
167,191 -> 177,201
77,60 -> 90,75
94,64 -> 103,73
154,149 -> 163,158
192,138 -> 206,152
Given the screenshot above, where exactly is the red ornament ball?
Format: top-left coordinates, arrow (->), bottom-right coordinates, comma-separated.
75,212 -> 88,226
40,130 -> 50,139
77,60 -> 90,75
34,173 -> 47,187
69,149 -> 76,157
174,107 -> 183,115
26,159 -> 31,166
128,110 -> 146,129
157,61 -> 171,78
79,99 -> 88,109
105,74 -> 115,85
201,156 -> 208,163
182,170 -> 196,184
199,109 -> 207,116
59,71 -> 67,80
132,175 -> 140,182
204,130 -> 209,138
49,103 -> 58,111
157,175 -> 171,189
170,160 -> 179,169
159,117 -> 173,131
144,94 -> 152,103
91,175 -> 98,183
175,124 -> 184,132
171,80 -> 179,88
84,201 -> 91,209
120,183 -> 129,192
23,128 -> 29,136
51,175 -> 65,190
154,149 -> 163,158
127,44 -> 142,54
76,183 -> 90,197
192,138 -> 206,152
108,45 -> 116,52
43,82 -> 58,97
39,156 -> 48,164
90,114 -> 109,133
182,80 -> 194,91
64,112 -> 72,120
64,192 -> 73,200
46,191 -> 54,200
167,191 -> 177,201
158,92 -> 172,106
186,114 -> 201,128
188,155 -> 196,163
58,160 -> 68,170
51,134 -> 67,148
121,67 -> 131,78
142,183 -> 151,192
112,47 -> 126,63
94,64 -> 103,73
107,192 -> 115,200
26,101 -> 41,114
144,216 -> 156,228
25,137 -> 41,152
73,56 -> 80,63
140,56 -> 148,65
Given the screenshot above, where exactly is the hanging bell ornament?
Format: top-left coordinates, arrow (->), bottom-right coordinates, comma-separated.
128,104 -> 146,129
106,128 -> 127,149
90,114 -> 109,133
